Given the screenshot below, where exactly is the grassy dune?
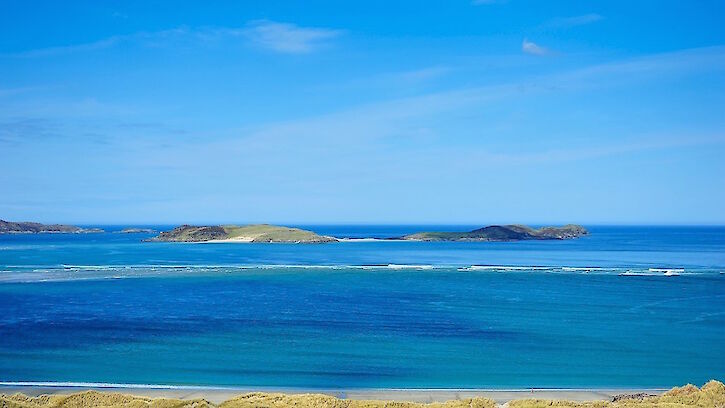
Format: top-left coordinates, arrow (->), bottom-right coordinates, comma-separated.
2,381 -> 723,408
508,381 -> 725,408
0,392 -> 493,408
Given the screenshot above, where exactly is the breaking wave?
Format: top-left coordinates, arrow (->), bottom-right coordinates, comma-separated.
0,263 -> 721,283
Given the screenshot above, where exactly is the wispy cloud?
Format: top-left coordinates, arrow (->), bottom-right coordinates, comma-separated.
459,133 -> 725,166
0,118 -> 60,145
3,28 -> 189,58
543,13 -> 603,29
522,39 -> 550,56
198,46 -> 725,159
10,37 -> 123,58
2,21 -> 343,58
241,20 -> 344,54
4,45 -> 723,223
0,86 -> 47,97
6,45 -> 723,148
309,65 -> 452,94
391,66 -> 451,82
561,45 -> 725,81
180,47 -> 721,155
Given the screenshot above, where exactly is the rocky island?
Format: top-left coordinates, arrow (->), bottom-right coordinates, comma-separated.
147,224 -> 337,243
0,219 -> 104,234
401,224 -> 588,241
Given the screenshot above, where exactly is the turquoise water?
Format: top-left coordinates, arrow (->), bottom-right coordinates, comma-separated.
0,226 -> 724,388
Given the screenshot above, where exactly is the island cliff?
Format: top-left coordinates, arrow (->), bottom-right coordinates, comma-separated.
0,219 -> 103,234
401,224 -> 588,241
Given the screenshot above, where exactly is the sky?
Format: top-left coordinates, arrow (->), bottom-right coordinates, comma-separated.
1,1 -> 725,225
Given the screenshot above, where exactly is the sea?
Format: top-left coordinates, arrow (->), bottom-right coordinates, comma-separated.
0,225 -> 723,389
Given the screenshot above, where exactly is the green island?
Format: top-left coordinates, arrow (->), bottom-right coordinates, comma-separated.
147,224 -> 337,243
402,224 -> 588,241
0,219 -> 103,234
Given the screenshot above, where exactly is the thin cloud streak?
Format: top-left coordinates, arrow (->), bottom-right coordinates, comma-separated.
2,28 -> 189,58
456,133 -> 725,166
4,45 -> 722,223
4,45 -> 723,149
7,37 -> 122,58
1,21 -> 343,58
162,46 -> 725,172
242,20 -> 344,53
0,86 -> 48,97
561,45 -> 725,81
395,66 -> 451,82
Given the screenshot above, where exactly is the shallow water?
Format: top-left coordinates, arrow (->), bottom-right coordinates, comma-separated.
0,226 -> 723,388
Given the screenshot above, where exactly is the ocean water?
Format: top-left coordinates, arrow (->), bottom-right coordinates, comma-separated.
0,226 -> 724,389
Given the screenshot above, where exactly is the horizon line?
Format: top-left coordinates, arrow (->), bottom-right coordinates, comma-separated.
5,219 -> 725,227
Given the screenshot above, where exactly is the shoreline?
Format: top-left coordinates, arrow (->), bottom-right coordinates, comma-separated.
0,383 -> 668,404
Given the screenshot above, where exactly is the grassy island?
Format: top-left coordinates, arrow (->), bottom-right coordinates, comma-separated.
148,224 -> 337,243
402,224 -> 588,241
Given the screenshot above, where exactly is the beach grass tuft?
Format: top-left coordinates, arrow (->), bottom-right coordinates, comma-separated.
0,390 -> 213,408
219,392 -> 495,408
508,380 -> 724,408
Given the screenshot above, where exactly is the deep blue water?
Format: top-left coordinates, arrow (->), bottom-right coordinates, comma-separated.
0,226 -> 724,388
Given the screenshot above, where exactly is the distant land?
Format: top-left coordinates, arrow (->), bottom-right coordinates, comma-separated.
148,224 -> 588,243
116,228 -> 157,234
402,224 -> 588,241
0,220 -> 588,242
0,219 -> 103,234
147,224 -> 337,243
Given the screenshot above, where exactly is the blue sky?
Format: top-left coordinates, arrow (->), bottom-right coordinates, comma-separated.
1,1 -> 724,224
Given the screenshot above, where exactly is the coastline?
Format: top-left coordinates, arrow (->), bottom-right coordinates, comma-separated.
0,383 -> 667,404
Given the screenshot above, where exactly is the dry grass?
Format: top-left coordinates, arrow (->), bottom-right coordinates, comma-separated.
0,391 -> 212,408
219,393 -> 494,408
508,380 -> 724,408
0,392 -> 493,408
1,381 -> 722,408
